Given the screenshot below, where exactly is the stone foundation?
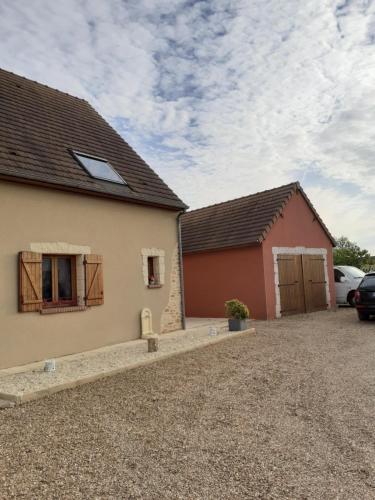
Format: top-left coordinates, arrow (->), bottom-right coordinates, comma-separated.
161,245 -> 182,333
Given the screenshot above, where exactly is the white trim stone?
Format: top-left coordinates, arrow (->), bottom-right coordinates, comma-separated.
272,246 -> 330,318
141,248 -> 165,286
30,242 -> 91,255
76,255 -> 86,306
141,307 -> 154,338
161,244 -> 182,333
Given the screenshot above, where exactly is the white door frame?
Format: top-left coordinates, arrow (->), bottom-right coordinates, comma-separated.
272,247 -> 331,318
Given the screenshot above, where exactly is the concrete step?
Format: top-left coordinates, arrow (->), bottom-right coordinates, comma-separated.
0,325 -> 256,406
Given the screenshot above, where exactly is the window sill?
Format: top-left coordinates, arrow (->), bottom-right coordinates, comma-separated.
148,284 -> 162,289
40,305 -> 86,315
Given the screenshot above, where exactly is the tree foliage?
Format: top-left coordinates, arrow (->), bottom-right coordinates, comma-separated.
333,236 -> 372,269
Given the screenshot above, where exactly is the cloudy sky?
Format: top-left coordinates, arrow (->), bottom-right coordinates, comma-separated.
1,0 -> 374,252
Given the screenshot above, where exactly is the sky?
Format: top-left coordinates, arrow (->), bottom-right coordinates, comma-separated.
0,0 -> 374,252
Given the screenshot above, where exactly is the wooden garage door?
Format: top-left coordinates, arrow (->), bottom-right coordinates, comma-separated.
277,255 -> 306,315
302,255 -> 327,312
278,254 -> 327,316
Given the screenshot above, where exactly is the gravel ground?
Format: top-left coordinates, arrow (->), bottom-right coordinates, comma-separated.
1,308 -> 375,499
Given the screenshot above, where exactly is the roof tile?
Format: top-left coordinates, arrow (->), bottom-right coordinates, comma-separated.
0,69 -> 186,210
181,182 -> 335,253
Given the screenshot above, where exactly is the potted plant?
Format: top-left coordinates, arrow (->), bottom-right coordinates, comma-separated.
225,299 -> 250,331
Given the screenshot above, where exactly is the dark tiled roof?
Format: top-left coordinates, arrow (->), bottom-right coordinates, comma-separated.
181,182 -> 335,254
0,69 -> 186,210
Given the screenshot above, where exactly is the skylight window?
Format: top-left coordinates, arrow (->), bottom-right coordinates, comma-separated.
72,151 -> 126,184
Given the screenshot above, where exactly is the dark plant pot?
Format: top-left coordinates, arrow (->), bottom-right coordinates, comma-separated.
228,318 -> 248,331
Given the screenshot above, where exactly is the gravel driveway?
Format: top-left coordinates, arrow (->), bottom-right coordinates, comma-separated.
1,308 -> 375,499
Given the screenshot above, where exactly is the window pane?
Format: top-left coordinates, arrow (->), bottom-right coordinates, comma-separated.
361,276 -> 375,290
334,269 -> 344,282
74,153 -> 126,184
148,257 -> 154,282
148,256 -> 160,285
42,257 -> 52,302
58,257 -> 72,300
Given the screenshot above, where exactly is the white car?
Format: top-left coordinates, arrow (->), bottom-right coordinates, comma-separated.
334,265 -> 365,306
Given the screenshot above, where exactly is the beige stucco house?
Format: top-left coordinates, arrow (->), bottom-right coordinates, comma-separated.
0,69 -> 187,370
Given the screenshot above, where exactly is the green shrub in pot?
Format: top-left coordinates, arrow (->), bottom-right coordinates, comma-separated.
225,299 -> 250,331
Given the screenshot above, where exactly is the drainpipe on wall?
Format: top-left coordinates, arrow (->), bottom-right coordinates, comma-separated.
177,210 -> 186,330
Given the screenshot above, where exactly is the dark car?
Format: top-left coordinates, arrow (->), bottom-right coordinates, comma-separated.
355,273 -> 375,320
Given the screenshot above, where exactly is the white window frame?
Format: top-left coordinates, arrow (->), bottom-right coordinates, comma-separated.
141,248 -> 165,287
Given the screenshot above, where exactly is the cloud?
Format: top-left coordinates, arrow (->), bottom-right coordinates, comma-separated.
0,0 -> 374,251
308,184 -> 375,253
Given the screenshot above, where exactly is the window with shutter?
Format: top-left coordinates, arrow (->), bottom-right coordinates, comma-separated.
19,251 -> 43,312
42,255 -> 77,307
19,251 -> 104,312
84,255 -> 104,306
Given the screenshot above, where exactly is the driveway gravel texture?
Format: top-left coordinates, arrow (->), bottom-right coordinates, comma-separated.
1,308 -> 375,499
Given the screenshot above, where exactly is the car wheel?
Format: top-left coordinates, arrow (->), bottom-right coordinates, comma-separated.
348,292 -> 356,307
358,311 -> 370,321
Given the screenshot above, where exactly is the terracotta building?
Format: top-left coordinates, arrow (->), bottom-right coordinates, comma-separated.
0,69 -> 186,369
181,183 -> 336,320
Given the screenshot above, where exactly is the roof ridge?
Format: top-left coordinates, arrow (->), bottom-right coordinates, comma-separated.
0,67 -> 87,103
186,182 -> 299,214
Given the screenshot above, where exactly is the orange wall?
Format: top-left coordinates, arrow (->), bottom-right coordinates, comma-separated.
183,191 -> 335,321
183,245 -> 267,319
262,191 -> 336,318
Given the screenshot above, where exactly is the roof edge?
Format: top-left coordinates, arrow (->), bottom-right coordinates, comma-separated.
258,181 -> 336,246
295,182 -> 336,246
0,67 -> 87,103
82,100 -> 187,208
186,182 -> 299,215
0,174 -> 188,212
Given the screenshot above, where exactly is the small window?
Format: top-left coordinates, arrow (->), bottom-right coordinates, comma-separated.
42,255 -> 77,307
71,151 -> 126,184
147,256 -> 160,287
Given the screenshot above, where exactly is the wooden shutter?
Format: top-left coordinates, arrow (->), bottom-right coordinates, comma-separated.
302,254 -> 327,312
84,255 -> 104,306
277,254 -> 306,315
19,251 -> 43,312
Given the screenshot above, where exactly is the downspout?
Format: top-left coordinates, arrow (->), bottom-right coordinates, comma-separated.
177,210 -> 186,330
